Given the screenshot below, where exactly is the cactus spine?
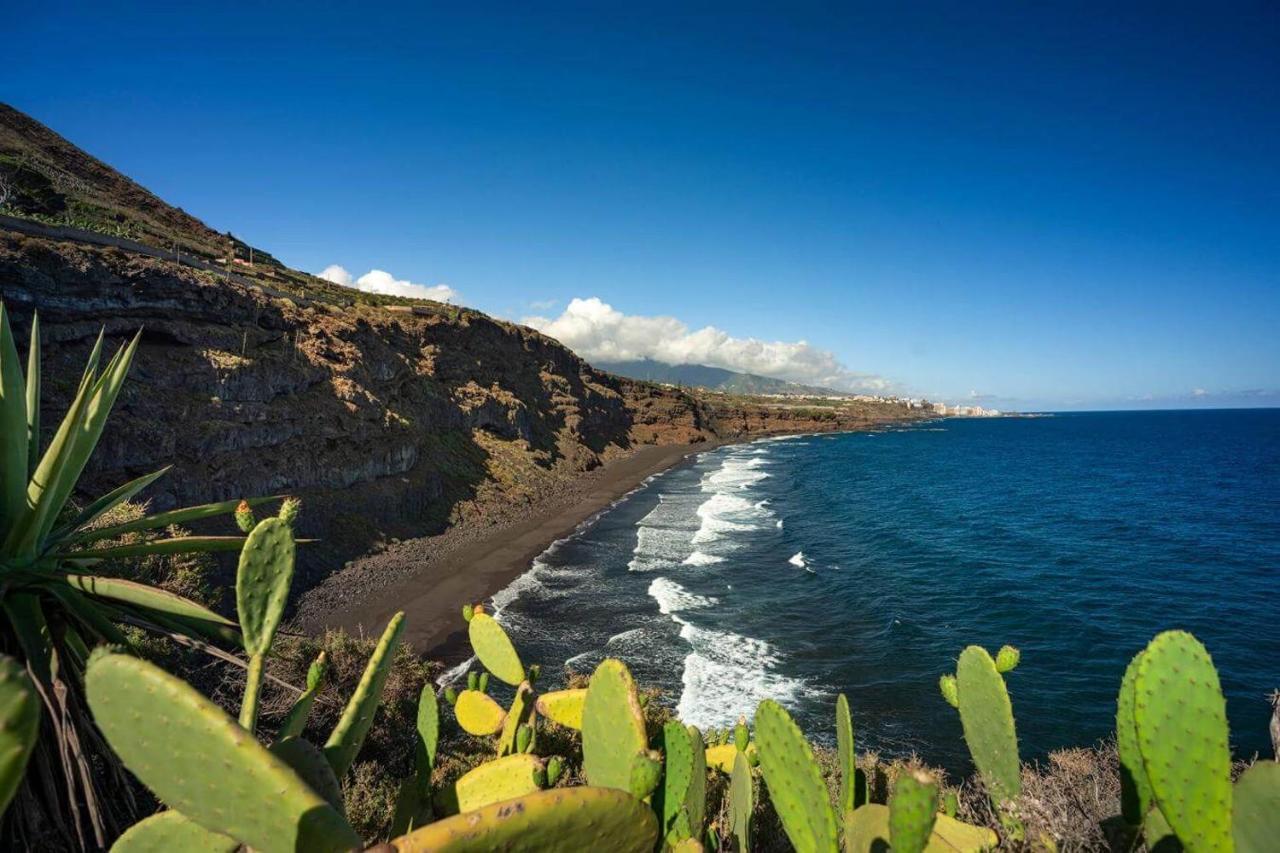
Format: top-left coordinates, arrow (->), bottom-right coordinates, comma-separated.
234,511 -> 296,732
889,770 -> 939,853
754,699 -> 838,853
323,610 -> 406,777
0,656 -> 39,817
85,650 -> 360,853
389,786 -> 659,852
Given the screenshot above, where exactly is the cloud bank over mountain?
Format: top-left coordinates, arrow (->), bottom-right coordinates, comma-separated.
524,297 -> 890,393
318,265 -> 457,303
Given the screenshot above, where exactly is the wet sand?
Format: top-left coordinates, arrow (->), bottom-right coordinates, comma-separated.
297,441 -> 722,655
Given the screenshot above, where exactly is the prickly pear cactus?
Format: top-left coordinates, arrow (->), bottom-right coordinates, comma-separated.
233,499 -> 256,533
730,749 -> 754,853
468,612 -> 525,685
889,770 -> 939,853
455,689 -> 507,736
324,611 -> 405,777
389,786 -> 659,852
1115,648 -> 1154,827
629,750 -> 664,800
235,516 -> 295,657
269,736 -> 345,813
938,674 -> 959,709
85,651 -> 359,853
754,699 -> 838,853
660,723 -> 706,842
110,811 -> 237,853
498,682 -> 534,756
415,683 -> 440,787
955,645 -> 1021,803
1133,630 -> 1232,851
435,753 -> 546,815
843,804 -> 996,853
0,655 -> 39,817
836,693 -> 856,813
1233,760 -> 1280,853
706,743 -> 738,773
278,650 -> 328,740
995,645 -> 1020,673
582,658 -> 649,792
535,688 -> 587,730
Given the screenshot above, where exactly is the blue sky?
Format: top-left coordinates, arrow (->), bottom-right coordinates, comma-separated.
7,3 -> 1279,410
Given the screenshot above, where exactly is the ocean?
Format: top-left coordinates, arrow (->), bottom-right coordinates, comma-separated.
485,409 -> 1279,768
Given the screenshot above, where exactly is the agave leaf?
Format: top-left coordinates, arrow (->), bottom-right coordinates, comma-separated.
36,332 -> 141,544
43,583 -> 132,647
66,535 -> 248,559
55,573 -> 236,629
48,466 -> 172,543
25,312 -> 39,474
0,303 -> 28,535
68,494 -> 283,545
3,593 -> 54,687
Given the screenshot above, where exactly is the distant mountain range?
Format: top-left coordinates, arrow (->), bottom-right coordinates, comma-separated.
595,359 -> 845,397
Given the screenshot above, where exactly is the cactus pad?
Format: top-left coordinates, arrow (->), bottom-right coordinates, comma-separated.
535,688 -> 587,730
111,811 -> 238,853
938,674 -> 959,709
85,652 -> 359,853
836,693 -> 856,813
1233,760 -> 1280,853
730,749 -> 754,853
235,516 -> 295,656
1115,648 -> 1153,826
629,750 -> 664,800
455,689 -> 507,736
269,736 -> 345,814
0,656 -> 39,816
498,682 -> 535,756
660,723 -> 706,841
582,658 -> 649,792
1133,630 -> 1232,851
889,770 -> 939,853
844,804 -> 996,853
995,645 -> 1020,673
435,753 -> 546,815
955,645 -> 1021,802
415,683 -> 439,788
706,742 -> 756,773
468,612 -> 525,685
278,651 -> 328,740
754,699 -> 838,853
324,611 -> 405,777
390,786 -> 658,852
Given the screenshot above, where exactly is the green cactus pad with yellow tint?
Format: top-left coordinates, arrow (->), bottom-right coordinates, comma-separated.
435,753 -> 546,815
390,786 -> 659,852
455,689 -> 507,736
1233,760 -> 1280,853
468,612 -> 525,685
835,693 -> 856,813
843,804 -> 996,853
754,699 -> 838,853
955,645 -> 1021,802
85,652 -> 359,853
889,770 -> 939,853
235,516 -> 295,656
324,611 -> 405,777
498,682 -> 535,756
535,688 -> 587,730
582,658 -> 648,792
1115,648 -> 1154,826
730,749 -> 754,853
1133,630 -> 1232,851
110,811 -> 238,853
706,742 -> 757,773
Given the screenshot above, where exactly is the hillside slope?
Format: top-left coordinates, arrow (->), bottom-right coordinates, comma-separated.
597,358 -> 844,396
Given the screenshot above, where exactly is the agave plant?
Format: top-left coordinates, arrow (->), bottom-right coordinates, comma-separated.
0,303 -> 272,849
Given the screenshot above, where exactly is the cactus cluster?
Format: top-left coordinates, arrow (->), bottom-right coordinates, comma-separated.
22,487 -> 1278,853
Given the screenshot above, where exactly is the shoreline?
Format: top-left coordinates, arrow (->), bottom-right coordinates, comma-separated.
296,439 -> 729,655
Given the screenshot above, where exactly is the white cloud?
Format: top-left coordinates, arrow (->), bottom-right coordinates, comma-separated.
524,297 -> 890,392
527,299 -> 559,312
317,265 -> 457,303
1191,388 -> 1208,397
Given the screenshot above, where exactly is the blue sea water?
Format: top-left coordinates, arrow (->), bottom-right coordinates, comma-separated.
487,410 -> 1280,768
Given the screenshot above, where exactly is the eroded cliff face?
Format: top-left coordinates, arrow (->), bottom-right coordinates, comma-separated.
0,232 -> 917,592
